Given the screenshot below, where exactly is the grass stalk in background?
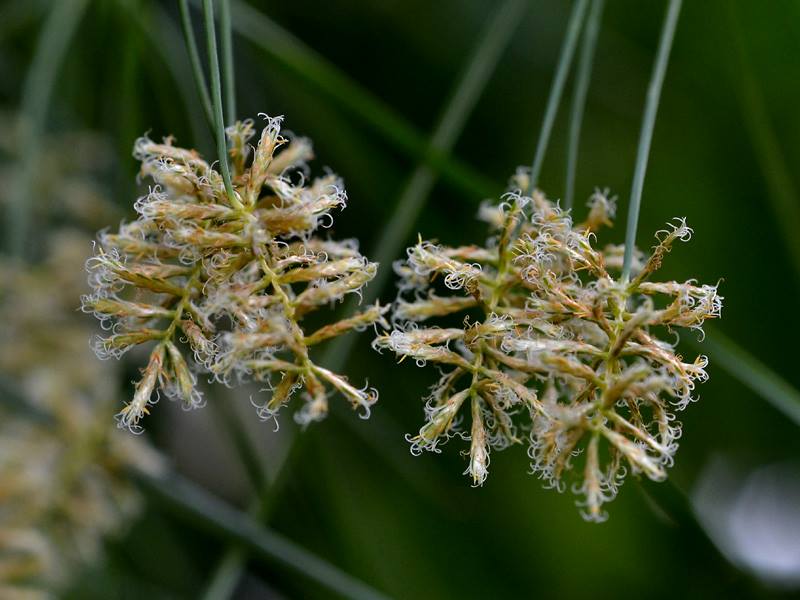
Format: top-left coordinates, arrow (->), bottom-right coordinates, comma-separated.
728,4 -> 800,281
178,0 -> 214,127
527,0 -> 589,194
198,4 -> 526,595
621,0 -> 682,280
202,0 -> 238,207
137,469 -> 390,600
564,0 -> 603,210
325,0 -> 527,368
225,0 -> 500,201
692,329 -> 800,427
119,0 -> 211,148
5,0 -> 89,257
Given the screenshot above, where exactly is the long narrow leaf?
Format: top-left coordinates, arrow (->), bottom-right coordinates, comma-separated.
137,469 -> 390,600
696,330 -> 800,427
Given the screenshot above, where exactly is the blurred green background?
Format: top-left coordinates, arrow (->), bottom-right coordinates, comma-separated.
2,0 -> 800,598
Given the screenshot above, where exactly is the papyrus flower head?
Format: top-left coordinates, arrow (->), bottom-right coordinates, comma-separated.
82,116 -> 386,432
375,171 -> 722,521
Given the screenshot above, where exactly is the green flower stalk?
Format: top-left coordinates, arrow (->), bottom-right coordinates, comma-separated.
375,171 -> 721,521
83,116 -> 387,432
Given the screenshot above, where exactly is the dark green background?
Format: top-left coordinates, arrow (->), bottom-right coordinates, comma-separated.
2,0 -> 799,598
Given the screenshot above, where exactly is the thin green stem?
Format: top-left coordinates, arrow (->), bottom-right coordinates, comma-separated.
621,0 -> 682,280
225,0 -> 499,201
202,0 -> 239,209
118,0 -> 211,149
5,0 -> 89,257
136,469 -> 390,600
527,0 -> 589,195
178,0 -> 214,128
219,0 -> 236,125
564,0 -> 604,211
197,7 -> 525,596
339,0 -> 525,339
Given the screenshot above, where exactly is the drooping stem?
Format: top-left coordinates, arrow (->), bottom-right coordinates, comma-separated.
564,0 -> 604,211
219,0 -> 236,124
621,0 -> 682,280
202,0 -> 240,209
178,0 -> 214,127
527,0 -> 589,195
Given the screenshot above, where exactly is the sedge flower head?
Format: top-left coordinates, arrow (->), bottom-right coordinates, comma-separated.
82,115 -> 387,432
374,170 -> 722,521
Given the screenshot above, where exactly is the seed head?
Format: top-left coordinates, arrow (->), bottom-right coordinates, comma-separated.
376,176 -> 722,521
83,115 -> 387,431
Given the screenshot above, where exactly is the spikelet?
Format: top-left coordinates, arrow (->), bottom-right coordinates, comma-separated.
83,116 -> 387,431
375,172 -> 722,521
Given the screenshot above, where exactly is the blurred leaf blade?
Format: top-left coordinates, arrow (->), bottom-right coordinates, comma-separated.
698,329 -> 800,427
137,469 -> 390,600
729,2 -> 800,280
226,0 -> 500,200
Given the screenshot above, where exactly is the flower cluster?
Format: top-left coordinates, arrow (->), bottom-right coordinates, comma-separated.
0,232 -> 162,595
82,116 -> 386,432
374,170 -> 722,521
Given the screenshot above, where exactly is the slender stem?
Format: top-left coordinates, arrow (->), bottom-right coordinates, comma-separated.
200,7 -> 525,595
527,0 -> 589,195
5,0 -> 89,257
178,0 -> 214,128
219,0 -> 236,125
136,469 -> 390,600
202,0 -> 240,209
564,0 -> 604,211
621,0 -> 682,280
343,0 -> 526,331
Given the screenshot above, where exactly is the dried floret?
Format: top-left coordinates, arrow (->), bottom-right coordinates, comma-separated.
83,116 -> 387,431
376,177 -> 722,521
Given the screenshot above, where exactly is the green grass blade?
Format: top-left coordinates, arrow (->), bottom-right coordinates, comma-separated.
696,330 -> 800,427
728,4 -> 800,278
528,0 -> 589,194
201,548 -> 248,600
226,0 -> 499,201
5,0 -> 89,257
137,469 -> 390,600
198,6 -> 525,594
178,0 -> 214,128
621,0 -> 682,280
331,0 -> 526,357
564,0 -> 604,210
